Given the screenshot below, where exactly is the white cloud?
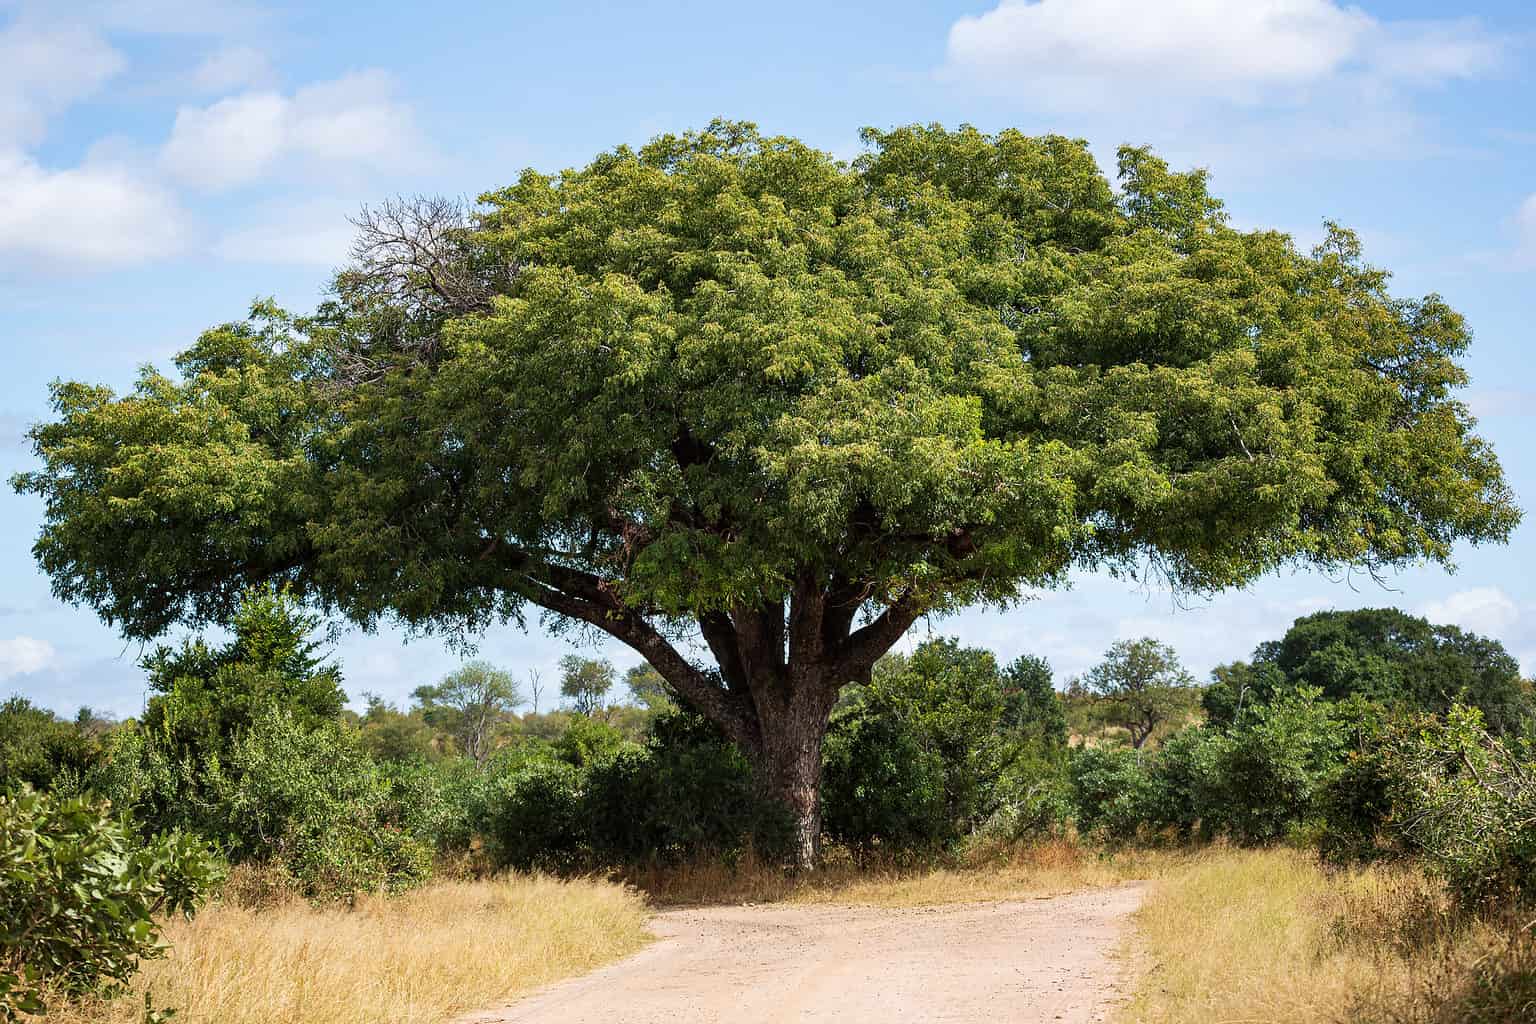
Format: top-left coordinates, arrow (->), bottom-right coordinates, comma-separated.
944,1 -> 1504,107
189,44 -> 273,93
213,198 -> 356,266
161,71 -> 423,190
0,17 -> 125,145
0,635 -> 55,679
1418,587 -> 1520,637
0,148 -> 190,267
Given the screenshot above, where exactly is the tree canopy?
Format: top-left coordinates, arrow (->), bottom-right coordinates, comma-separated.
12,120 -> 1517,863
1204,608 -> 1533,734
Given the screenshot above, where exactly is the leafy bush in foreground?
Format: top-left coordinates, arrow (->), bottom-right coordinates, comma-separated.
1381,706 -> 1536,910
0,787 -> 221,1020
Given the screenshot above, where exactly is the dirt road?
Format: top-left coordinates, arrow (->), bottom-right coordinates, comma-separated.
460,883 -> 1146,1024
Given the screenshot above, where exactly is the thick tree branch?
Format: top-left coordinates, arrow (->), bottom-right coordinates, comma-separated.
832,588 -> 928,682
488,543 -> 759,747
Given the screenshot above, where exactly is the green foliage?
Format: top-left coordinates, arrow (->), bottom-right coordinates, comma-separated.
586,711 -> 790,864
558,656 -> 616,716
355,694 -> 441,763
1379,706 -> 1536,909
481,759 -> 587,872
139,585 -> 345,756
1195,688 -> 1346,844
1205,608 -> 1534,734
412,661 -> 524,763
1068,745 -> 1161,842
0,697 -> 103,792
623,663 -> 675,711
1001,654 -> 1067,747
211,710 -> 433,899
553,715 -> 633,767
823,638 -> 1066,848
0,787 -> 221,1019
1071,688 -> 1346,845
482,711 -> 787,870
1079,638 -> 1199,749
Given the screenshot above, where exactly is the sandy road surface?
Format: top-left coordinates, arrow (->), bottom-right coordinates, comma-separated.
460,883 -> 1145,1024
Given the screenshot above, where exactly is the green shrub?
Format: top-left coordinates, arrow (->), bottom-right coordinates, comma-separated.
212,710 -> 433,899
1381,706 -> 1536,909
821,708 -> 948,848
483,712 -> 789,870
822,638 -> 1062,849
483,759 -> 586,871
0,698 -> 103,793
553,715 -> 632,767
0,787 -> 222,1019
1069,745 -> 1159,842
1199,688 -> 1345,844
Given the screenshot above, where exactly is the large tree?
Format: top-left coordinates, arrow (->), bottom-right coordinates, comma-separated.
12,122 -> 1517,866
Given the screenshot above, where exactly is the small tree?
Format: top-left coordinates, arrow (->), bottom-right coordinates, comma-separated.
1081,638 -> 1197,752
412,661 -> 524,763
624,663 -> 675,710
1001,654 -> 1067,747
559,655 -> 616,716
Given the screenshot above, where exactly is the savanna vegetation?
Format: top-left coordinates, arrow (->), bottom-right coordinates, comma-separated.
4,121 -> 1531,1022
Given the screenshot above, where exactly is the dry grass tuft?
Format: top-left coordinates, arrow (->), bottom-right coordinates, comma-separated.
49,873 -> 650,1024
627,838 -> 1189,908
1119,846 -> 1536,1024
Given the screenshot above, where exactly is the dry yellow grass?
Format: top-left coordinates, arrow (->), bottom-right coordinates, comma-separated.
50,873 -> 650,1024
629,838 -> 1188,908
1117,846 -> 1527,1024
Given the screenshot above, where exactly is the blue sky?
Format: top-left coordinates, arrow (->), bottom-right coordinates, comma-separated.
2,0 -> 1534,717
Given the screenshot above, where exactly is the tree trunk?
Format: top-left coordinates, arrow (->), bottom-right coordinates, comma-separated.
755,700 -> 830,871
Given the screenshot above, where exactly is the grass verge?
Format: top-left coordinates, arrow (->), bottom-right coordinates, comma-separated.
1119,846 -> 1536,1024
49,873 -> 650,1024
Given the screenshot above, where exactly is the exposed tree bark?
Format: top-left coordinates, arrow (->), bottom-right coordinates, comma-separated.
491,538 -> 928,866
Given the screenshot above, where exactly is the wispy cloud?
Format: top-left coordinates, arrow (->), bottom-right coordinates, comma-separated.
939,1 -> 1507,169
0,635 -> 54,679
161,71 -> 427,191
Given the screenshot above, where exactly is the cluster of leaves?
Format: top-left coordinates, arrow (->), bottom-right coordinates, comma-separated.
91,587 -> 432,900
473,710 -> 790,870
0,787 -> 221,1020
1335,706 -> 1536,910
0,699 -> 107,793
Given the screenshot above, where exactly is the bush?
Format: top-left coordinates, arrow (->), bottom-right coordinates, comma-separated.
1069,745 -> 1160,842
482,759 -> 586,871
1070,689 -> 1347,846
821,708 -> 948,848
1198,688 -> 1345,844
0,698 -> 102,793
822,638 -> 1064,849
0,787 -> 222,1019
1381,706 -> 1536,909
482,712 -> 789,870
211,710 -> 433,899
